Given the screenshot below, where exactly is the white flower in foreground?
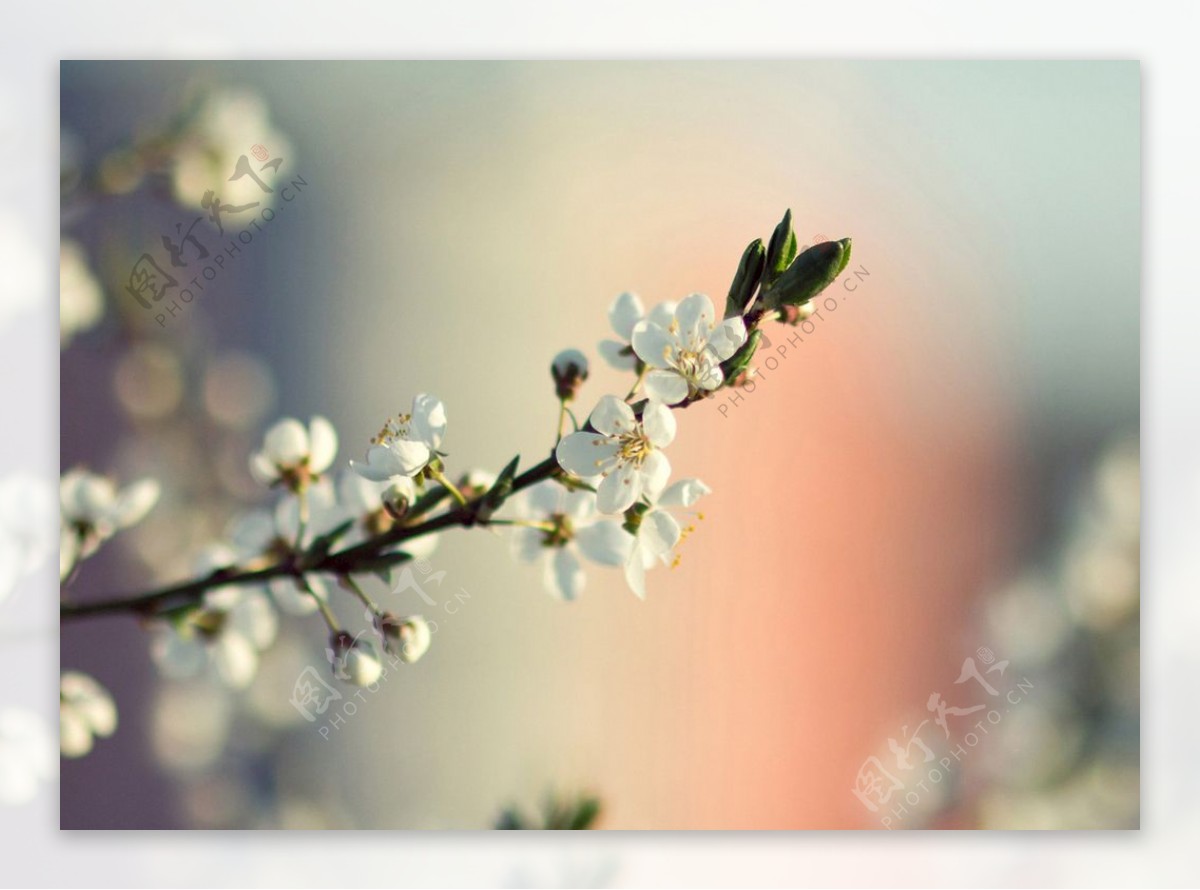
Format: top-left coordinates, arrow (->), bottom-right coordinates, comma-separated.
597,292 -> 677,371
631,292 -> 747,405
377,613 -> 432,663
328,632 -> 383,686
249,416 -> 337,490
0,709 -> 55,805
350,394 -> 446,482
150,546 -> 279,690
0,474 -> 53,604
624,478 -> 710,599
59,468 -> 160,578
555,396 -> 675,515
509,481 -> 632,600
60,240 -> 104,345
60,672 -> 117,758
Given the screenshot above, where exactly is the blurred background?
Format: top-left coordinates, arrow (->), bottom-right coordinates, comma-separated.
54,61 -> 1138,829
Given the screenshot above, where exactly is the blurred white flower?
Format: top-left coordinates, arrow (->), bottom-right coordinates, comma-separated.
0,473 -> 53,603
60,672 -> 117,758
0,212 -> 44,332
149,546 -> 279,690
59,468 -> 159,579
509,480 -> 631,601
550,348 -> 589,401
597,292 -> 676,371
555,396 -> 675,514
249,416 -> 337,490
624,477 -> 710,599
350,394 -> 446,482
0,709 -> 55,805
377,613 -> 432,663
227,481 -> 339,616
59,240 -> 103,345
631,293 -> 747,404
171,89 -> 294,213
328,632 -> 383,686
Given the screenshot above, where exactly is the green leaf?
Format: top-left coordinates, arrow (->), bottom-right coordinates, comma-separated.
724,238 -> 766,318
566,795 -> 602,830
763,238 -> 852,310
764,209 -> 798,287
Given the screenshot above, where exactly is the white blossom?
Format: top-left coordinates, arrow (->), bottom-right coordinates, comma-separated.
0,473 -> 53,604
334,471 -> 438,559
249,416 -> 337,489
555,396 -> 675,515
149,546 -> 280,690
0,709 -> 55,805
329,632 -> 383,686
171,89 -> 294,213
631,293 -> 747,405
597,292 -> 676,371
60,672 -> 117,758
59,240 -> 104,345
624,477 -> 710,599
509,480 -> 632,600
350,394 -> 446,482
377,613 -> 432,663
59,468 -> 160,578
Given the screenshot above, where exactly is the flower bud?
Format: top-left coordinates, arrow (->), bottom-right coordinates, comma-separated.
381,478 -> 415,521
764,209 -> 798,287
763,238 -> 851,310
723,238 -> 766,319
376,613 -> 432,664
329,631 -> 383,686
550,349 -> 589,402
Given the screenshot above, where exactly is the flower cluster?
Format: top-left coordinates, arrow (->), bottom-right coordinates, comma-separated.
57,209 -> 852,765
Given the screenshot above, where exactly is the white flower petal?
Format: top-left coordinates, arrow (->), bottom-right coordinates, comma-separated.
150,631 -> 206,679
544,547 -> 584,601
589,395 -> 635,437
598,339 -> 638,371
675,293 -> 716,343
562,489 -> 598,521
263,418 -> 309,465
411,394 -> 447,450
647,301 -> 677,328
708,317 -> 748,360
556,432 -> 619,478
350,444 -> 405,482
639,509 -> 681,560
111,479 -> 160,529
212,634 -> 259,689
658,478 -> 711,508
631,321 -> 675,370
641,401 -> 677,447
596,462 -> 640,515
644,370 -> 690,406
639,451 -> 671,499
521,480 -> 565,518
249,452 -> 280,484
307,416 -> 338,474
387,439 -> 433,476
575,520 -> 634,566
510,526 -> 544,563
623,553 -> 647,600
608,291 -> 644,340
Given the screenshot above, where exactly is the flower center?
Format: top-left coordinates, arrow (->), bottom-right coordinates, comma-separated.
373,413 -> 412,446
615,430 -> 653,468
